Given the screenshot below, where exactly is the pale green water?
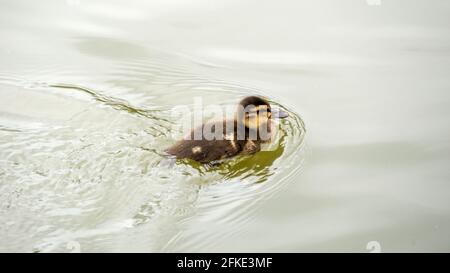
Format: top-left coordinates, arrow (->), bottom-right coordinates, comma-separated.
0,0 -> 450,252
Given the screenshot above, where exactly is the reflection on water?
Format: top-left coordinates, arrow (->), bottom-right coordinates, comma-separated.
1,0 -> 450,252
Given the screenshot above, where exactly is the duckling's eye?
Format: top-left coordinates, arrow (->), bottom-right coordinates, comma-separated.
256,108 -> 270,116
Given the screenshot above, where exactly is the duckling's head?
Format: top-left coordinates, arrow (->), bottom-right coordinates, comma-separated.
236,96 -> 288,134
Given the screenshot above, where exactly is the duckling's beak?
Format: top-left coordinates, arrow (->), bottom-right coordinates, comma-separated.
272,108 -> 289,119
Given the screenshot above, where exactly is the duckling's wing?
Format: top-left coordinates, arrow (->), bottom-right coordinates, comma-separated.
166,139 -> 240,163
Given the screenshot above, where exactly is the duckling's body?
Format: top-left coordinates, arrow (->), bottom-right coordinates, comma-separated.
165,119 -> 261,163
165,96 -> 287,163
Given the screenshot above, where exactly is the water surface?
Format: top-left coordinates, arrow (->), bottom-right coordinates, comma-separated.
0,0 -> 449,252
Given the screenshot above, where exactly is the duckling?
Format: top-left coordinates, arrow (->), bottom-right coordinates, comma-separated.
165,96 -> 289,164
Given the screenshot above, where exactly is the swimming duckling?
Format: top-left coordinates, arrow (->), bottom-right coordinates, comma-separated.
165,96 -> 289,163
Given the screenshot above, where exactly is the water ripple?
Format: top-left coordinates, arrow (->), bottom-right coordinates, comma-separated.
0,47 -> 306,252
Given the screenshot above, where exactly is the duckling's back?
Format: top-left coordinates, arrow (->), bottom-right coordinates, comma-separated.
165,120 -> 244,163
